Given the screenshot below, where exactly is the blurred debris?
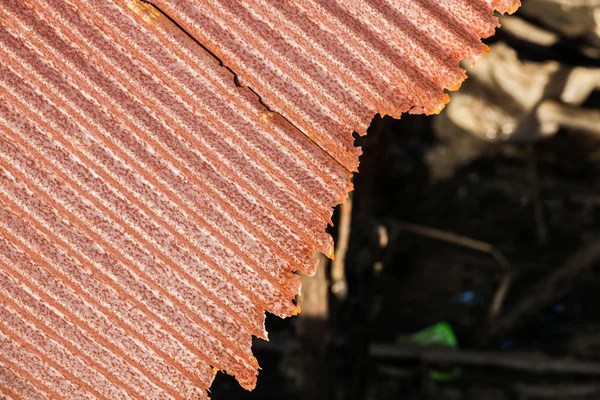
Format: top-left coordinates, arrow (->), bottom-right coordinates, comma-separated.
370,345 -> 600,376
299,253 -> 330,319
332,195 -> 352,299
536,100 -> 600,135
404,322 -> 458,349
387,221 -> 512,271
489,238 -> 600,339
500,15 -> 560,47
520,0 -> 600,48
388,220 -> 514,320
431,40 -> 600,179
457,291 -> 478,305
296,253 -> 331,400
436,43 -> 561,143
527,145 -> 549,246
442,42 -> 600,139
513,382 -> 600,400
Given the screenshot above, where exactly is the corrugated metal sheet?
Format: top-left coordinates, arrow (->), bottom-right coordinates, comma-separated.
152,0 -> 520,172
0,0 -> 518,398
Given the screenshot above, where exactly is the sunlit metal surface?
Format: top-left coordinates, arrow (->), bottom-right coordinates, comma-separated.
0,0 -> 518,397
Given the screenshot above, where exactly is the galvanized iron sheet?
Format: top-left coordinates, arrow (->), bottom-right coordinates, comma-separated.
0,0 -> 518,398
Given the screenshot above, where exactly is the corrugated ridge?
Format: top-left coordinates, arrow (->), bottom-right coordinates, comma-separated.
0,230 -> 213,389
0,137 -> 253,392
0,332 -> 87,400
0,0 -> 328,334
0,88 -> 262,345
0,295 -> 145,399
152,0 -> 521,172
65,0 -> 336,269
1,0 -> 338,288
0,327 -> 104,400
0,357 -> 51,400
54,0 -> 332,260
0,0 -> 517,398
0,116 -> 258,384
0,217 -> 215,393
0,1 -> 304,314
0,251 -> 204,398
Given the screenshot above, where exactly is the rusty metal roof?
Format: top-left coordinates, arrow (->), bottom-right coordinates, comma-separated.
0,0 -> 518,398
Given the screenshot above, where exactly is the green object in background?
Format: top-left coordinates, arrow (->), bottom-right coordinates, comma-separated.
408,322 -> 462,382
409,322 -> 458,348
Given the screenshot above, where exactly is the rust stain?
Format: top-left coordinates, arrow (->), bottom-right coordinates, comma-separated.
126,0 -> 161,23
0,0 -> 519,398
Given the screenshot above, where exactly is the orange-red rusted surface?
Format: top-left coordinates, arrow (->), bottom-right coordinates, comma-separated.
0,0 -> 519,398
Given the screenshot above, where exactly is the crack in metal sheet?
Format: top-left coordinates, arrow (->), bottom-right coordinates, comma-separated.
144,0 -> 355,174
152,0 -> 521,172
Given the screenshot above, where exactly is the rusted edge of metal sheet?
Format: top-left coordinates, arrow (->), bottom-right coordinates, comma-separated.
148,0 -> 522,172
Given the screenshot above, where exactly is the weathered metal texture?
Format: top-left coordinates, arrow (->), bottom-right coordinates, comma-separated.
154,0 -> 520,172
0,0 -> 350,397
0,0 -> 518,398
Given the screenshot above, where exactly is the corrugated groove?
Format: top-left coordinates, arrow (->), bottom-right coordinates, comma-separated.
0,148 -> 257,384
0,329 -> 102,400
0,258 -> 201,398
0,0 -> 518,397
0,0 -> 332,308
0,85 -> 267,341
0,2 -> 301,317
0,235 -> 212,390
0,296 -> 144,399
0,358 -> 51,400
0,221 -> 215,392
